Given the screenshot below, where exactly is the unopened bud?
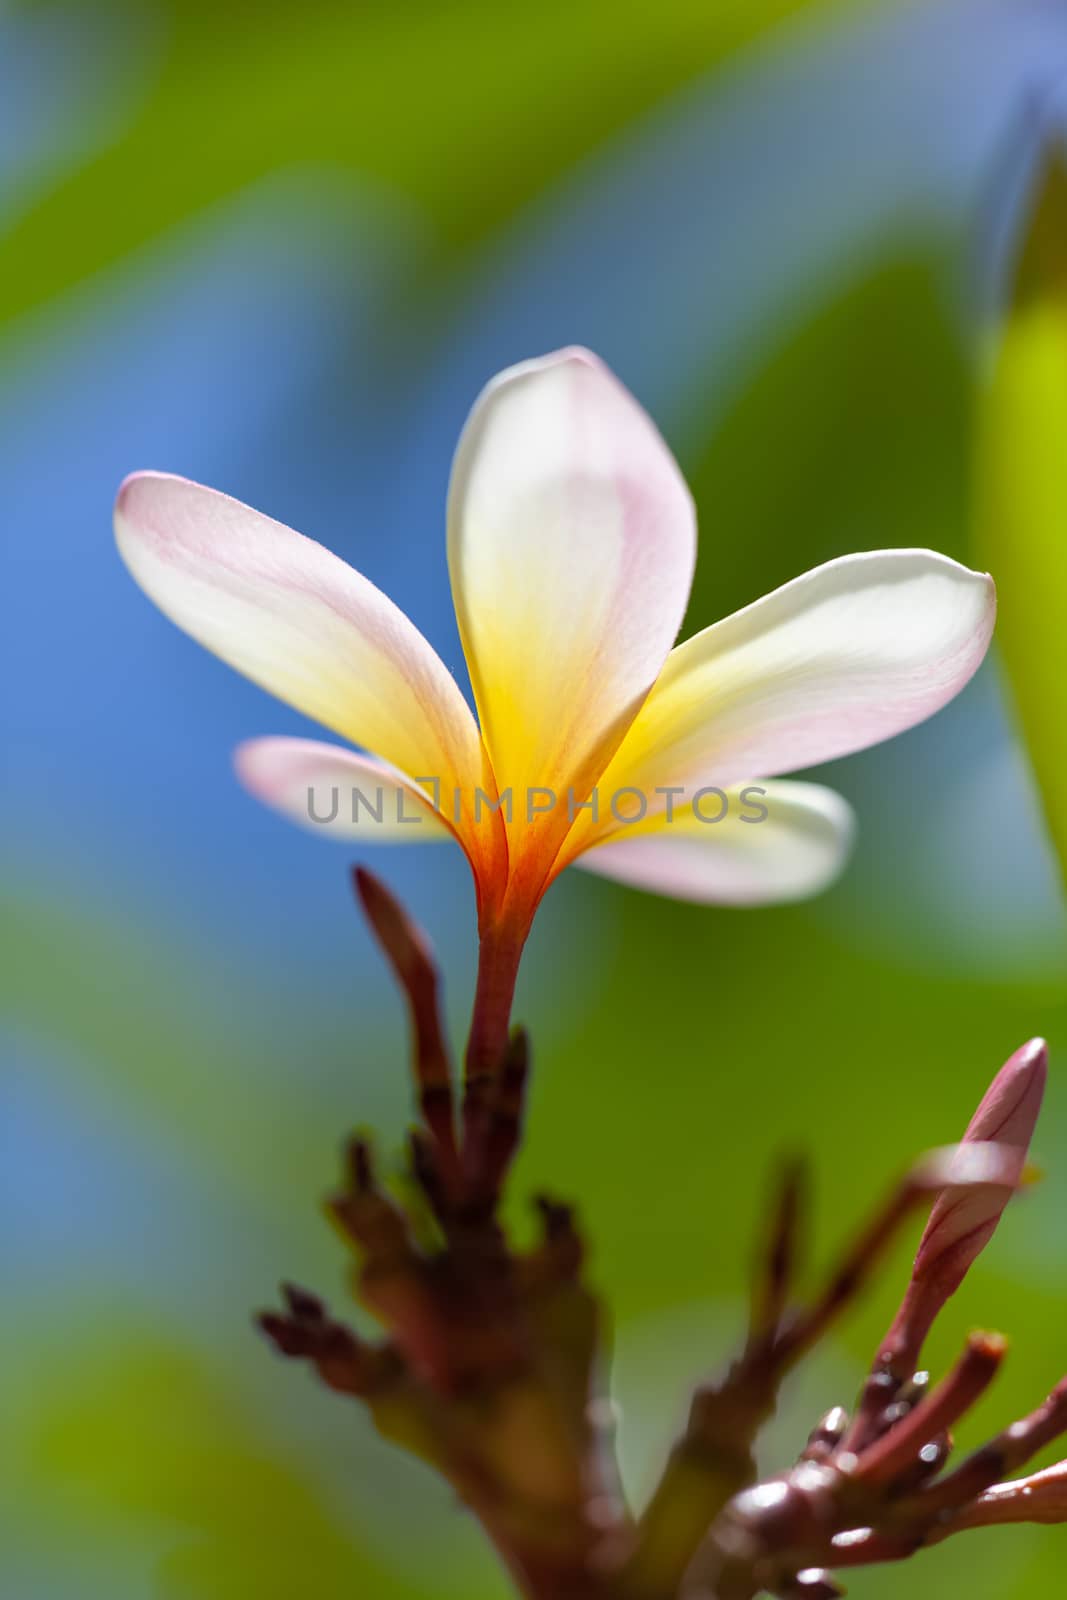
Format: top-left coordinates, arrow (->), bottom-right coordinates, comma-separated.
883,1039 -> 1047,1370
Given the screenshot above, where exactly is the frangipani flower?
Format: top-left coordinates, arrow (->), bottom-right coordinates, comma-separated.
115,348 -> 994,1067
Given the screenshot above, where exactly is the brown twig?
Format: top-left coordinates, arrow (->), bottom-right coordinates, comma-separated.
850,1332 -> 1006,1489
352,867 -> 461,1189
905,1375 -> 1067,1518
463,1025 -> 532,1213
749,1156 -> 809,1349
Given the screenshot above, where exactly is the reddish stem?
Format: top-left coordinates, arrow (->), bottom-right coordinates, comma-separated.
462,917 -> 529,1168
465,919 -> 528,1081
852,1332 -> 1006,1488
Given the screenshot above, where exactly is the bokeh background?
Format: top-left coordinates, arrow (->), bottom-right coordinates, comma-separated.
4,2 -> 1067,1596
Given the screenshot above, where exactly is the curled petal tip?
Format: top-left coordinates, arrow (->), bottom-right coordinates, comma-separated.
113,466 -> 188,519
113,470 -> 138,513
547,343 -> 602,367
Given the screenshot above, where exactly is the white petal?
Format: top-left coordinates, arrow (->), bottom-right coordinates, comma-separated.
115,472 -> 490,840
572,781 -> 854,905
590,550 -> 995,803
448,348 -> 696,888
234,738 -> 451,842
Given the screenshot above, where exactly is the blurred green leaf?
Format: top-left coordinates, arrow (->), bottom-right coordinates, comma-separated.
976,141 -> 1067,889
2,0 -> 878,325
683,252 -> 970,625
15,1332 -> 413,1600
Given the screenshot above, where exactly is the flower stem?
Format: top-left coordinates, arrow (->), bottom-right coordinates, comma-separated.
466,919 -> 528,1079
463,918 -> 528,1159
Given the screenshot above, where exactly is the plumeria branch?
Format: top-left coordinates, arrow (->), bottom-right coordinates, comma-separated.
620,1143 -> 1025,1599
256,874 -> 1062,1600
262,871 -> 624,1597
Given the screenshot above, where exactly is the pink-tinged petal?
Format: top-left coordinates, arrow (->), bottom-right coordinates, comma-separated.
448,348 -> 696,897
234,738 -> 451,842
883,1037 -> 1047,1369
570,780 -> 853,906
590,550 -> 996,803
115,473 -> 498,878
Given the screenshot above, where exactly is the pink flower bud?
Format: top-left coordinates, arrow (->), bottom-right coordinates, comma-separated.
882,1038 -> 1047,1371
